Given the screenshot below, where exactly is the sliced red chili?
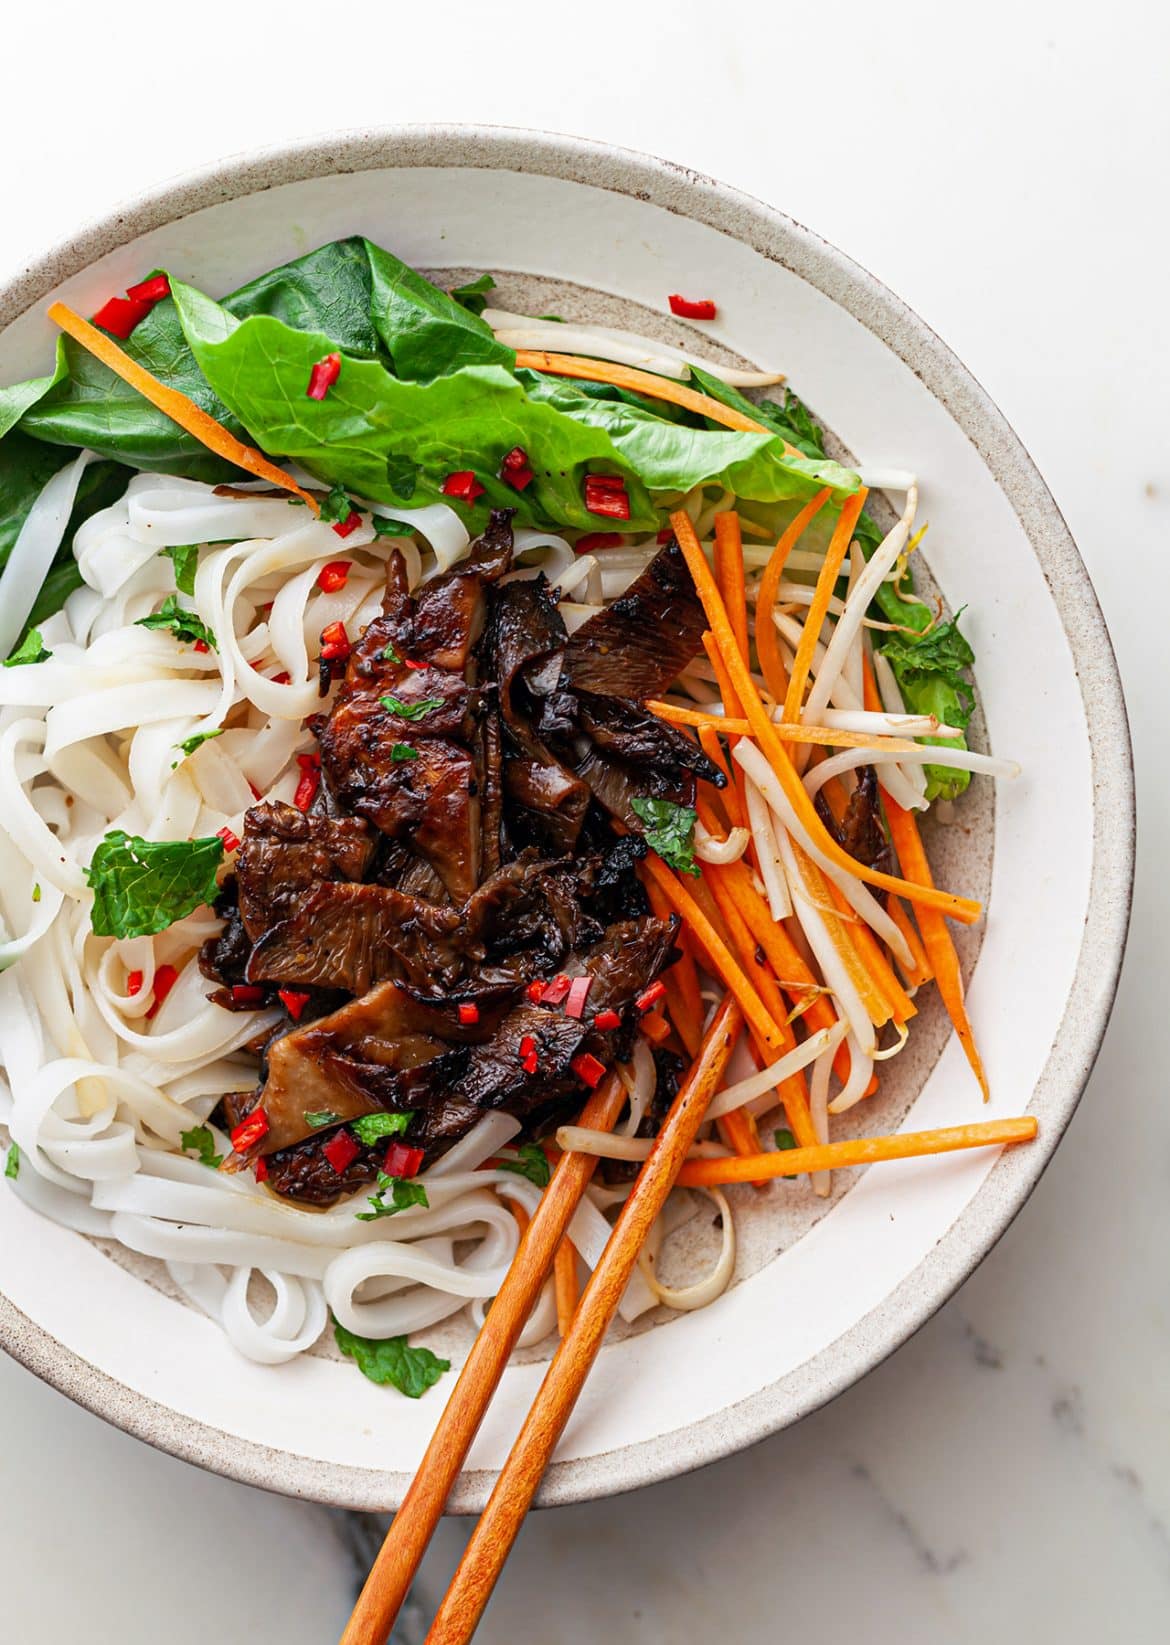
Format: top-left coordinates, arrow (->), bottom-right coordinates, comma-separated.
635,980 -> 667,1012
593,1008 -> 621,1031
248,780 -> 264,801
668,294 -> 717,320
575,532 -> 625,553
215,825 -> 240,853
571,1052 -> 606,1089
92,295 -> 153,339
384,1141 -> 425,1179
525,979 -> 546,1004
126,970 -> 144,997
278,988 -> 311,1021
126,274 -> 171,304
254,1156 -> 269,1183
306,352 -> 342,401
192,638 -> 211,654
564,976 -> 593,1020
441,470 -> 486,504
332,511 -> 363,539
457,1002 -> 480,1025
319,620 -> 351,661
519,1034 -> 538,1059
322,1129 -> 360,1174
230,983 -> 266,1007
317,560 -> 352,592
522,1051 -> 539,1075
146,963 -> 179,1020
540,975 -> 572,1006
230,1107 -> 269,1152
293,752 -> 321,812
583,475 -> 631,520
500,447 -> 534,491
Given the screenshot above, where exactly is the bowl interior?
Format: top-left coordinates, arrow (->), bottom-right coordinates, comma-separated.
0,135 -> 1129,1511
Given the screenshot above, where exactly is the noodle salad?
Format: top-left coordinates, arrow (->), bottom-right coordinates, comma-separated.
0,239 -> 1028,1395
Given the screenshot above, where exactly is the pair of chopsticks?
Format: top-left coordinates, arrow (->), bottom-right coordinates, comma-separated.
341,996 -> 742,1645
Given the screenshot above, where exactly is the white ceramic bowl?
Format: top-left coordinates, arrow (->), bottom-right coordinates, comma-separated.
0,127 -> 1133,1511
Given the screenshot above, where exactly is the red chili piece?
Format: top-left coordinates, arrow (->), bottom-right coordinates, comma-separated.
564,976 -> 593,1020
322,1129 -> 360,1174
306,352 -> 342,401
254,1156 -> 269,1184
317,561 -> 352,592
92,296 -> 152,338
540,975 -> 572,1006
126,274 -> 171,304
230,1107 -> 269,1153
525,979 -> 546,1004
571,1052 -> 606,1089
278,988 -> 311,1021
126,970 -> 144,997
384,1141 -> 425,1179
656,526 -> 675,544
230,983 -> 266,1007
519,1032 -> 540,1075
635,979 -> 667,1012
593,1008 -> 621,1031
248,780 -> 264,801
332,511 -> 363,540
270,671 -> 291,685
293,753 -> 321,812
500,446 -> 534,491
458,1002 -> 480,1025
441,471 -> 486,504
319,621 -> 351,661
575,532 -> 625,553
583,475 -> 631,520
146,963 -> 179,1020
668,294 -> 717,320
216,825 -> 240,853
193,639 -> 211,654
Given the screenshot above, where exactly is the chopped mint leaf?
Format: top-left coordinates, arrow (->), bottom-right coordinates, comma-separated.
774,1126 -> 798,1180
180,1125 -> 223,1169
497,1141 -> 551,1189
356,1172 -> 430,1221
3,629 -> 51,667
351,1111 -> 413,1147
163,544 -> 199,596
304,1109 -> 341,1130
135,596 -> 217,651
380,693 -> 442,722
389,744 -> 418,762
31,884 -> 41,904
631,796 -> 699,877
174,728 -> 223,757
317,484 -> 355,525
85,830 -> 224,938
332,1317 -> 449,1396
5,1142 -> 20,1181
372,515 -> 417,537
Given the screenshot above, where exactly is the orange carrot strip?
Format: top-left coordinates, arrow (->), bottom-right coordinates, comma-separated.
826,881 -> 917,1025
47,303 -> 321,509
648,701 -> 923,753
553,1237 -> 579,1337
513,351 -> 799,447
675,1116 -> 1037,1187
885,794 -> 990,1099
670,509 -> 982,926
755,489 -> 832,706
642,874 -> 704,1058
702,629 -> 744,723
638,1010 -> 673,1046
888,896 -> 933,988
781,492 -> 864,723
714,512 -> 750,669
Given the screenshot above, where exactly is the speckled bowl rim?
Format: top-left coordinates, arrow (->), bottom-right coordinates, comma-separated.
0,124 -> 1135,1513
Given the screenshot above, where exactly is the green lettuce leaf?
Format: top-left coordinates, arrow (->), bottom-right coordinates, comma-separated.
350,1111 -> 413,1146
364,241 -> 512,380
3,629 -> 50,667
85,831 -> 224,938
333,1318 -> 449,1397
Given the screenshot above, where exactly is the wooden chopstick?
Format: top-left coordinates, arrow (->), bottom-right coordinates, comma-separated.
425,997 -> 743,1643
340,1072 -> 627,1645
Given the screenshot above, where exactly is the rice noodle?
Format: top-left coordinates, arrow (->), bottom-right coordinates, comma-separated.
705,1022 -> 845,1120
0,451 -> 94,660
694,821 -> 750,864
637,1187 -> 736,1311
482,308 -> 785,388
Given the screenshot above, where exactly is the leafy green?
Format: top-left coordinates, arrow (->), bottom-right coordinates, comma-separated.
380,694 -> 442,722
5,1142 -> 20,1181
317,483 -> 355,525
497,1142 -> 551,1189
135,596 -> 217,650
304,1110 -> 341,1130
631,796 -> 699,876
180,1125 -> 223,1169
364,241 -> 512,380
174,728 -> 222,757
389,744 -> 419,762
688,367 -> 827,459
3,629 -> 50,667
449,273 -> 496,316
371,514 -> 416,537
350,1111 -> 413,1147
163,543 -> 199,595
31,884 -> 41,903
85,831 -> 224,938
773,1126 -> 798,1180
332,1318 -> 449,1397
384,454 -> 418,499
356,1172 -> 430,1221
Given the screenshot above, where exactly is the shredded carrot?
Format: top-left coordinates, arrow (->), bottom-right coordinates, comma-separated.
46,303 -> 321,509
755,489 -> 832,706
714,512 -> 750,669
513,351 -> 798,448
638,1009 -> 673,1046
786,836 -> 893,1027
702,630 -> 744,724
553,1237 -> 580,1337
675,1115 -> 1037,1186
781,490 -> 866,723
888,895 -> 933,988
506,1198 -> 530,1237
825,880 -> 917,1025
642,873 -> 704,1057
649,700 -> 923,753
670,509 -> 982,926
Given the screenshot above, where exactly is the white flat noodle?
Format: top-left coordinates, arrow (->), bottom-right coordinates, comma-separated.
0,451 -> 94,660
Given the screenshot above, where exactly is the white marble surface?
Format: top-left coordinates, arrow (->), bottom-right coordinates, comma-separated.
1,4 -> 1165,1640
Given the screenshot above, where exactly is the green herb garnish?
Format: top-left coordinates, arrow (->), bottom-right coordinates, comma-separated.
371,515 -> 417,538
5,1142 -> 20,1181
332,1317 -> 449,1396
497,1142 -> 551,1189
3,628 -> 51,667
85,830 -> 224,938
180,1125 -> 223,1169
304,1110 -> 341,1130
380,694 -> 442,722
174,728 -> 223,758
163,544 -> 199,596
350,1111 -> 413,1147
31,884 -> 41,904
135,596 -> 217,651
317,484 -> 356,525
630,796 -> 699,877
390,744 -> 419,762
774,1127 -> 798,1180
356,1172 -> 430,1221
